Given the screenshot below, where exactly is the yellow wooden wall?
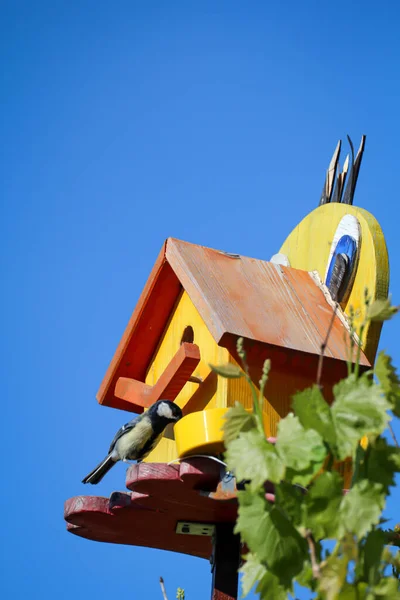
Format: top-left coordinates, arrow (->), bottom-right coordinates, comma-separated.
144,292 -> 341,462
144,290 -> 229,462
226,357 -> 325,438
279,203 -> 389,363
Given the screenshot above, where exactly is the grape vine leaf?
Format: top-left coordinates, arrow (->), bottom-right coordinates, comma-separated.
274,481 -> 304,527
339,480 -> 386,539
256,570 -> 287,600
303,471 -> 343,540
225,430 -> 285,488
365,437 -> 400,493
371,576 -> 400,598
223,402 -> 257,445
276,414 -> 327,486
361,529 -> 386,587
366,297 -> 399,322
240,553 -> 267,597
332,375 -> 391,460
375,351 -> 400,417
292,385 -> 337,448
235,490 -> 307,588
320,555 -> 349,600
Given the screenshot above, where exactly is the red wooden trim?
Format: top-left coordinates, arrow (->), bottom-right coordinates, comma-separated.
114,343 -> 200,411
65,459 -> 238,559
114,378 -> 152,408
97,241 -> 183,412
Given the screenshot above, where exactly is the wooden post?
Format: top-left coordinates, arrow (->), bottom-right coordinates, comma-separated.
211,523 -> 241,600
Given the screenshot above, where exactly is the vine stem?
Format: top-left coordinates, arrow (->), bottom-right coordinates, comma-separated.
305,530 -> 321,579
388,422 -> 399,448
159,577 -> 169,600
316,303 -> 338,388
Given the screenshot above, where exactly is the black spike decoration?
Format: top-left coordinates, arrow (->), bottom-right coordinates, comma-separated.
319,135 -> 366,207
319,140 -> 341,205
341,135 -> 366,205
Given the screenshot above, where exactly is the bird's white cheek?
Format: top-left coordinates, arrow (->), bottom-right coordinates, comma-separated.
157,402 -> 173,419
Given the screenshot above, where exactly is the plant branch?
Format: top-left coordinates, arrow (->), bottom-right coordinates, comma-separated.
316,303 -> 338,388
388,422 -> 399,448
159,577 -> 169,600
305,529 -> 321,579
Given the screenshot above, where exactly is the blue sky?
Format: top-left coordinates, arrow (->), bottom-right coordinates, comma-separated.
2,2 -> 400,599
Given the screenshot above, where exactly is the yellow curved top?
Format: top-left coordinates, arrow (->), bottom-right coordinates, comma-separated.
279,203 -> 389,363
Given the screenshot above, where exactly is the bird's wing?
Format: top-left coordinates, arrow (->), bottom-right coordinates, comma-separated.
108,414 -> 141,453
136,431 -> 164,463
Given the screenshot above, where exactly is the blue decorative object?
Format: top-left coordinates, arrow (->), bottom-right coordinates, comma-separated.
325,234 -> 358,302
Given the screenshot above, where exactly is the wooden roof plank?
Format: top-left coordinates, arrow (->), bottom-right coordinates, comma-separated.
166,238 -> 367,364
97,237 -> 370,412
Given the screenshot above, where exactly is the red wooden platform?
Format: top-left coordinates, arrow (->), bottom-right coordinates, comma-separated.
64,459 -> 239,559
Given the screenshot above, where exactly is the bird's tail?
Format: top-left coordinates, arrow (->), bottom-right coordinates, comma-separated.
82,454 -> 116,484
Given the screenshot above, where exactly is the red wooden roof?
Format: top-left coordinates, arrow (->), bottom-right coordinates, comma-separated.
97,238 -> 369,411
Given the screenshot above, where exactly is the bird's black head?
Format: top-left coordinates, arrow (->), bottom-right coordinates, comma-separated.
147,400 -> 183,432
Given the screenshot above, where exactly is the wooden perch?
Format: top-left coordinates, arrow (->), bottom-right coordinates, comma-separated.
114,342 -> 201,411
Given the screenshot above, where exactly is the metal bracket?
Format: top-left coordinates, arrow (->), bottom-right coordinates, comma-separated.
176,522 -> 216,537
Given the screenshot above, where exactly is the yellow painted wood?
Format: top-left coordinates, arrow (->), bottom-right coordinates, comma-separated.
226,357 -> 274,438
226,356 -> 327,437
174,406 -> 353,487
144,290 -> 229,463
175,407 -> 272,457
175,408 -> 229,457
143,204 -> 388,464
279,203 -> 389,363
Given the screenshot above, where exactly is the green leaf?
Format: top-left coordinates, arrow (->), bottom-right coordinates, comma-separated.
239,553 -> 267,597
366,438 -> 400,493
226,430 -> 285,488
263,506 -> 308,588
235,489 -> 272,563
320,555 -> 349,600
223,402 -> 257,445
382,529 -> 400,548
362,529 -> 386,586
295,563 -> 316,591
342,532 -> 358,561
375,351 -> 400,417
332,375 -> 391,460
371,577 -> 400,598
339,480 -> 386,539
235,491 -> 307,588
303,472 -> 343,540
276,413 -> 327,486
292,385 -> 337,448
366,297 -> 399,322
209,363 -> 244,378
256,571 -> 287,600
338,583 -> 361,599
274,481 -> 304,526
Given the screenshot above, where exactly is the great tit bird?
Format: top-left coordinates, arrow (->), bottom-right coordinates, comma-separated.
82,400 -> 183,484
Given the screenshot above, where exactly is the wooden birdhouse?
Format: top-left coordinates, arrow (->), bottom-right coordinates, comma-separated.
97,202 -> 388,465
66,136 -> 390,600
